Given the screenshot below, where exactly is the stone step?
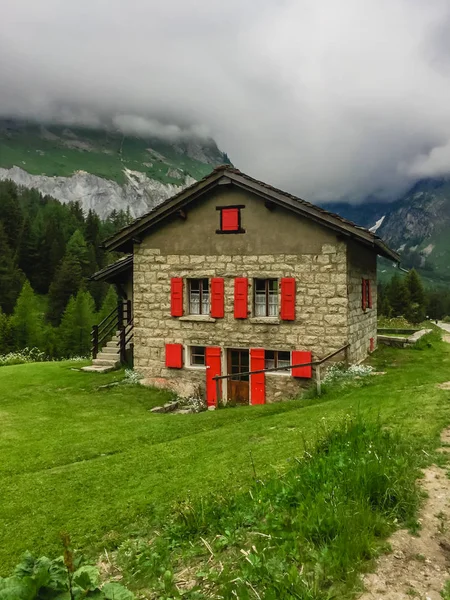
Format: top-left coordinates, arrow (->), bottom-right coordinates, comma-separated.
92,358 -> 120,367
101,346 -> 120,354
81,364 -> 116,373
105,340 -> 119,348
96,352 -> 119,362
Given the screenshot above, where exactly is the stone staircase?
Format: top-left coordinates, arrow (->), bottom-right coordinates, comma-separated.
81,333 -> 121,373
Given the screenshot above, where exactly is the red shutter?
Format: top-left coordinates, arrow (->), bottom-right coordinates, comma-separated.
292,350 -> 312,378
210,278 -> 224,318
171,278 -> 183,317
370,337 -> 375,352
281,277 -> 296,320
250,348 -> 265,405
361,278 -> 367,311
221,208 -> 239,231
165,343 -> 183,368
205,346 -> 222,407
234,277 -> 248,319
367,279 -> 372,309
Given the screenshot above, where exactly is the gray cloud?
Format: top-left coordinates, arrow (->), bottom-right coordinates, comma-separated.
1,0 -> 450,202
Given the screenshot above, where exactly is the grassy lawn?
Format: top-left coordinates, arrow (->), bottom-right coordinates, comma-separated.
1,331 -> 450,575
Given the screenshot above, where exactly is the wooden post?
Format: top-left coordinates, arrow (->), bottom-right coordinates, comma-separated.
215,377 -> 221,407
316,365 -> 322,397
126,299 -> 132,324
92,325 -> 99,359
120,327 -> 126,363
117,300 -> 124,330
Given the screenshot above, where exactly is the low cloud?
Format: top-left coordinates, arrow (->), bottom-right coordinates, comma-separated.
1,0 -> 450,202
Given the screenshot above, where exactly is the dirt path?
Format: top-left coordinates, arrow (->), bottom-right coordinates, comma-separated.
438,321 -> 450,344
359,442 -> 450,599
359,325 -> 450,599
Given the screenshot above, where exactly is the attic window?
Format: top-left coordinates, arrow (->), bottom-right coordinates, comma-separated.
216,205 -> 245,234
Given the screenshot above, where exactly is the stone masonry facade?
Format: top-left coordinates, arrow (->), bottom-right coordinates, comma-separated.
133,240 -> 354,403
347,242 -> 378,363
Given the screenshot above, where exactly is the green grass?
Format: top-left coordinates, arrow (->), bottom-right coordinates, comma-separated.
0,124 -> 218,185
1,330 -> 450,579
117,418 -> 423,598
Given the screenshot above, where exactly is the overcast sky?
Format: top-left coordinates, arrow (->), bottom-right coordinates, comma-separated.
1,0 -> 450,202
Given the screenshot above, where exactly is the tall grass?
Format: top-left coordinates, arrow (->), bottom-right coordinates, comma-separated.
117,416 -> 424,599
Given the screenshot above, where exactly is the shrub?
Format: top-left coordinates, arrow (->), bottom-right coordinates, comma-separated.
322,362 -> 374,386
0,347 -> 47,367
0,551 -> 134,599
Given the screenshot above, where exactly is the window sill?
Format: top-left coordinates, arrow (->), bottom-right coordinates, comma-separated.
266,370 -> 291,377
185,364 -> 207,370
179,315 -> 216,323
249,317 -> 280,325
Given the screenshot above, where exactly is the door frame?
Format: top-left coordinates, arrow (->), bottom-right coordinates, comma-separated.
226,347 -> 250,405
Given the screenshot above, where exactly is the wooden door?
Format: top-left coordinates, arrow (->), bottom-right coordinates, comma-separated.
227,349 -> 250,405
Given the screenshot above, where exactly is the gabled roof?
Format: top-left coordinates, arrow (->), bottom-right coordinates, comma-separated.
90,254 -> 132,283
103,166 -> 399,261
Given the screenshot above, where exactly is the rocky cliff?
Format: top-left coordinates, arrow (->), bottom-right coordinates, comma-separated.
0,119 -> 228,218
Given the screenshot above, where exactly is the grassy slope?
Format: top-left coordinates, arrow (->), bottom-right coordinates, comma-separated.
1,332 -> 450,574
0,124 -> 218,185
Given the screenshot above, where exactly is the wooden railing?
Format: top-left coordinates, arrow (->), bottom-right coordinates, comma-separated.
91,299 -> 133,361
212,343 -> 350,402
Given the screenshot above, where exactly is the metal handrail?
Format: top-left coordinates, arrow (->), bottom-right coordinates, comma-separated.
91,301 -> 130,359
97,306 -> 118,330
212,343 -> 350,401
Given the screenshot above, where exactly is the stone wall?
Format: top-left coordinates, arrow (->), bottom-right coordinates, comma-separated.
133,241 -> 349,403
346,241 -> 378,363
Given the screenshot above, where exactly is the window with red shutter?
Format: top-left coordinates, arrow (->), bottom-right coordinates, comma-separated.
361,278 -> 372,311
222,208 -> 239,231
361,278 -> 367,311
234,277 -> 248,318
291,350 -> 312,378
165,343 -> 183,368
205,346 -> 222,407
280,277 -> 296,320
250,348 -> 265,405
210,278 -> 224,318
216,205 -> 245,234
171,278 -> 183,316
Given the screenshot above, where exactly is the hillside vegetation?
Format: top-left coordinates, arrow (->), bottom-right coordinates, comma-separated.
0,180 -> 129,358
1,329 -> 450,598
0,120 -> 227,185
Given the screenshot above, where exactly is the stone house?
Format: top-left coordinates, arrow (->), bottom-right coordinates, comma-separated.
95,166 -> 398,406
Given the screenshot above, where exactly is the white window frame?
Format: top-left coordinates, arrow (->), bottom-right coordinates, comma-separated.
254,279 -> 278,317
265,350 -> 291,376
186,345 -> 207,369
188,278 -> 210,315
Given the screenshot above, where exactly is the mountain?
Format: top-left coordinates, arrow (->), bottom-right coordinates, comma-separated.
0,119 -> 229,219
322,179 -> 450,284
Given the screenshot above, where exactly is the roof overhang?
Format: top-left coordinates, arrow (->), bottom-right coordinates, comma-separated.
90,255 -> 133,283
103,167 -> 399,262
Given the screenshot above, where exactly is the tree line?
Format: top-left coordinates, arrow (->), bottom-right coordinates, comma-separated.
378,268 -> 450,323
0,180 -> 132,357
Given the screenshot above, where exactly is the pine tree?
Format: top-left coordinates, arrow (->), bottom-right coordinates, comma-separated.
0,180 -> 23,252
10,280 -> 44,349
377,283 -> 392,316
17,217 -> 39,282
0,308 -> 14,354
97,286 -> 118,323
58,290 -> 95,357
387,273 -> 411,318
0,223 -> 24,314
66,230 -> 90,276
47,254 -> 83,325
405,269 -> 427,323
